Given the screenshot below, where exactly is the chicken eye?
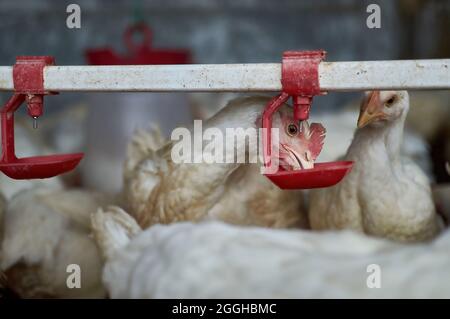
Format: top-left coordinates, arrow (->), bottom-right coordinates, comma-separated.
286,124 -> 298,136
385,96 -> 396,107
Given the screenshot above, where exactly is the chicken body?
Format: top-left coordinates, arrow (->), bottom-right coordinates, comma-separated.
124,96 -> 317,229
0,188 -> 112,298
309,91 -> 443,242
92,206 -> 450,298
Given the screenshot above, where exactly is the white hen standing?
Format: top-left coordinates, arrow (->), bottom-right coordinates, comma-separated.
124,96 -> 325,229
309,91 -> 443,242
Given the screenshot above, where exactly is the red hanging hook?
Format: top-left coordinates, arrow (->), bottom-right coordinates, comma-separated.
263,51 -> 353,189
0,56 -> 83,180
85,23 -> 191,65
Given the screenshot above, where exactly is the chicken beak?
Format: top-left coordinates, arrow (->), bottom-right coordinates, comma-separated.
357,91 -> 384,128
281,144 -> 314,170
297,150 -> 314,169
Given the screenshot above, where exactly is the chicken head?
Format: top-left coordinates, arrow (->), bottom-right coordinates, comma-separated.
358,90 -> 409,128
272,108 -> 326,171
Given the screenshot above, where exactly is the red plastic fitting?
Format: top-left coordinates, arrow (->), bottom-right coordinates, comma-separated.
13,56 -> 54,94
262,50 -> 326,169
262,50 -> 353,190
25,95 -> 44,118
281,50 -> 325,121
13,56 -> 56,119
0,56 -> 83,180
86,23 -> 191,65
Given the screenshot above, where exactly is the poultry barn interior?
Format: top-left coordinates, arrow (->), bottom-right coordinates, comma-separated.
0,0 -> 450,301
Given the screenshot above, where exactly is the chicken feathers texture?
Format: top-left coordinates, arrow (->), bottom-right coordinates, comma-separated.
309,91 -> 443,242
92,206 -> 450,298
124,96 -> 308,229
0,188 -> 112,298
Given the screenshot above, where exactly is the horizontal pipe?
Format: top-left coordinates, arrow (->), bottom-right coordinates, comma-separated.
319,59 -> 450,91
0,59 -> 448,92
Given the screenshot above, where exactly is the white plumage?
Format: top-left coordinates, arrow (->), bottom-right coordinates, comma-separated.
0,188 -> 112,298
313,101 -> 434,180
1,91 -> 446,299
123,96 -> 320,229
92,206 -> 450,298
309,91 -> 443,242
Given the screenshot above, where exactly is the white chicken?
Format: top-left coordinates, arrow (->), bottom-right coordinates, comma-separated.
124,96 -> 326,229
313,100 -> 434,180
0,188 -> 113,298
309,91 -> 443,242
92,206 -> 450,298
189,92 -> 241,120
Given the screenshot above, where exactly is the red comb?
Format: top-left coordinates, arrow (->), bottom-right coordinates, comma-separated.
309,123 -> 326,160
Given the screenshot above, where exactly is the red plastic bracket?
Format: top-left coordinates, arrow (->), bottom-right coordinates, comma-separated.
281,51 -> 324,96
13,56 -> 56,118
13,56 -> 54,94
262,50 -> 353,189
282,50 -> 325,121
263,50 -> 325,169
86,23 -> 191,65
0,56 -> 83,180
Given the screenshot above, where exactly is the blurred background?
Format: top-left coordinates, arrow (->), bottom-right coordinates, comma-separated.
0,0 -> 448,193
